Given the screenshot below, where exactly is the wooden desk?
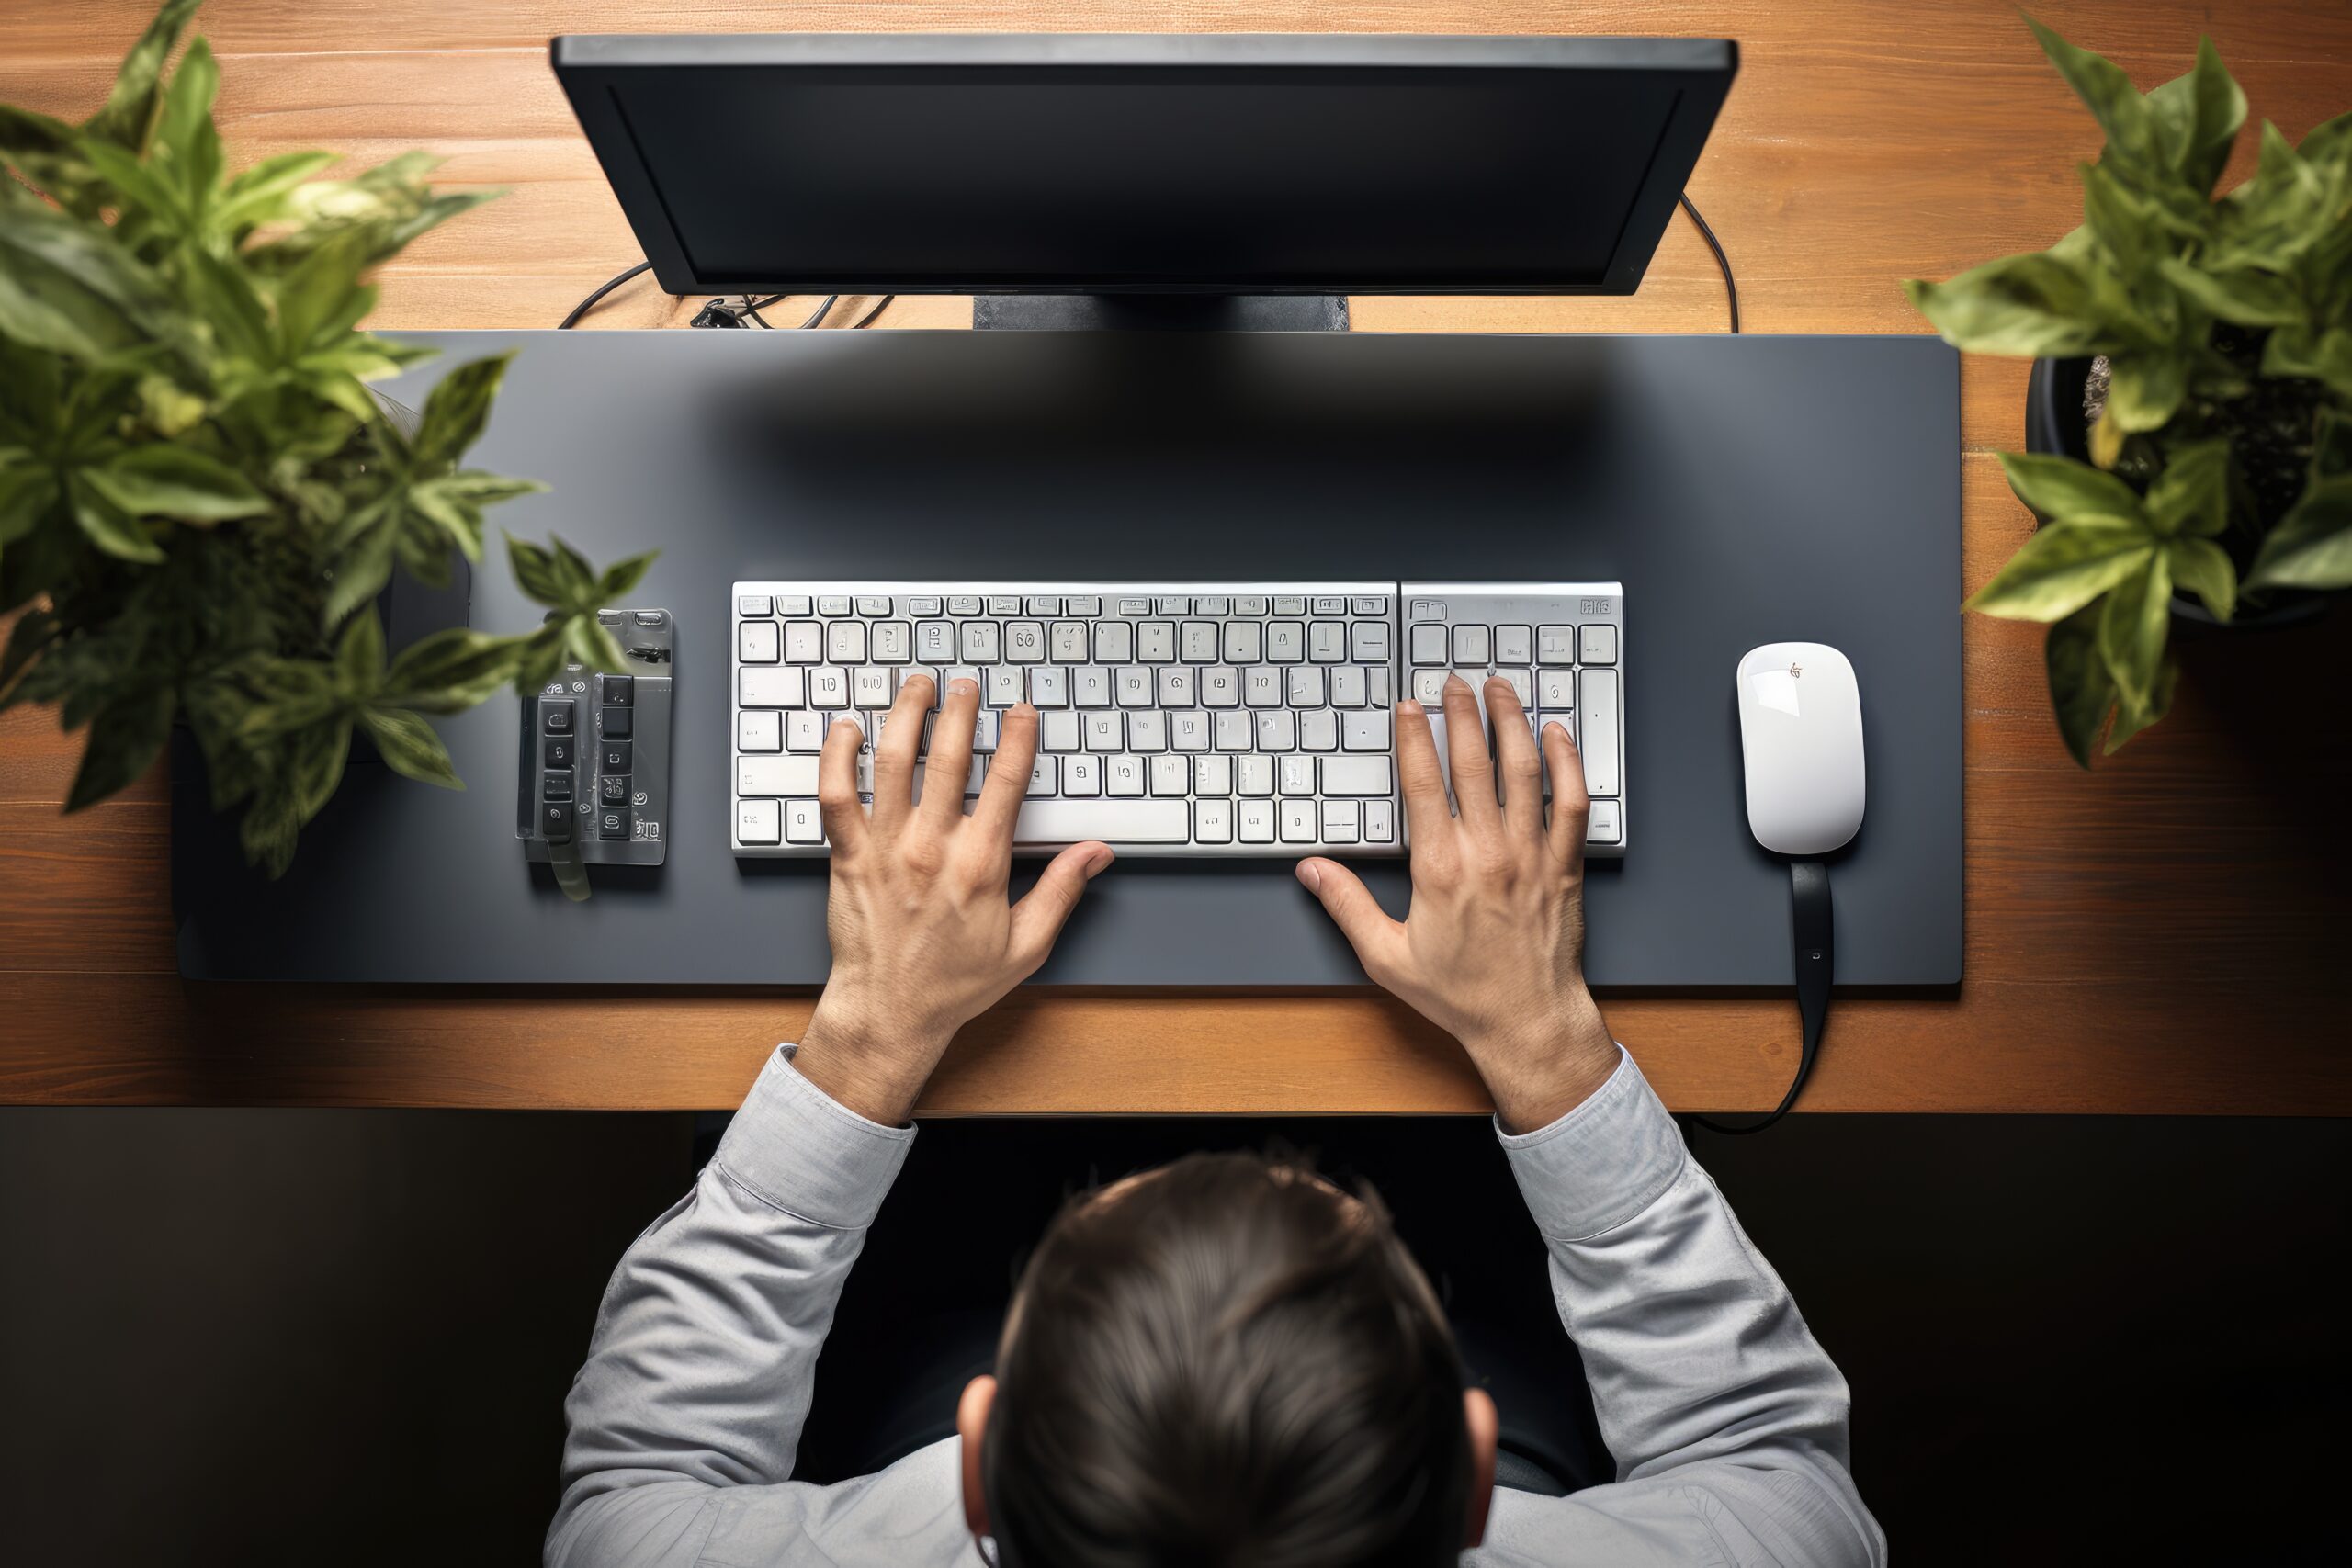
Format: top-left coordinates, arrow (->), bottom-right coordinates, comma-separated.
4,2 -> 2347,1114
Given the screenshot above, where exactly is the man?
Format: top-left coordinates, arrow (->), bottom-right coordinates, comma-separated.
548,674 -> 1885,1567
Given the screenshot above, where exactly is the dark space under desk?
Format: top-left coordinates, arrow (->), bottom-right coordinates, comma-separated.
172,329 -> 1963,990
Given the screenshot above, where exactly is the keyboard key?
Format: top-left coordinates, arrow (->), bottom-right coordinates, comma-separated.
1116,668 -> 1154,707
1194,755 -> 1233,795
1244,667 -> 1283,706
1537,626 -> 1576,664
1330,667 -> 1367,707
542,700 -> 573,735
1267,622 -> 1306,663
817,595 -> 853,616
741,667 -> 803,708
827,621 -> 867,663
1195,596 -> 1229,615
1587,800 -> 1623,844
854,667 -> 897,708
1085,713 -> 1125,751
872,622 -> 911,663
598,807 -> 631,840
1222,622 -> 1262,663
1029,667 -> 1069,706
960,622 -> 1001,661
1320,756 -> 1395,795
1129,710 -> 1169,751
1495,625 -> 1533,665
1137,622 -> 1177,662
1452,625 -> 1490,666
1363,800 -> 1396,842
1351,596 -> 1388,615
739,712 -> 781,751
543,770 -> 573,803
1026,756 -> 1058,796
738,799 -> 781,845
1158,667 -> 1196,706
1050,621 -> 1089,660
543,737 -> 574,768
1238,798 -> 1276,842
786,799 -> 825,844
1308,622 -> 1347,661
1272,596 -> 1306,615
1320,800 -> 1361,844
1235,595 -> 1269,615
1580,625 -> 1618,665
1038,710 -> 1082,752
907,596 -> 943,616
1106,755 -> 1147,796
1155,595 -> 1190,615
602,705 -> 631,739
1200,667 -> 1241,707
1286,667 -> 1326,706
1539,668 -> 1575,708
601,740 -> 633,773
989,595 -> 1023,615
542,802 -> 574,843
1073,666 -> 1114,707
741,756 -> 822,795
1063,755 -> 1102,795
738,594 -> 773,617
786,711 -> 827,751
1006,621 -> 1046,662
1214,711 -> 1254,751
1170,711 -> 1210,751
1093,621 -> 1134,662
1237,756 -> 1275,797
1026,596 -> 1062,615
785,621 -> 823,662
948,594 -> 983,615
1299,710 -> 1339,751
599,774 -> 629,806
1409,624 -> 1448,665
1577,671 -> 1621,796
1067,595 -> 1102,615
1342,711 -> 1390,750
1014,799 -> 1189,843
775,595 -> 812,616
1280,756 -> 1317,796
808,667 -> 848,706
1256,711 -> 1298,751
1280,799 -> 1318,842
1313,595 -> 1347,615
986,667 -> 1023,707
1150,755 -> 1190,796
1350,622 -> 1390,661
1195,799 -> 1234,843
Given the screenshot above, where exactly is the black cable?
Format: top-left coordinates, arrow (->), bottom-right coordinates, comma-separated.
558,261 -> 653,329
1691,861 -> 1829,1135
798,294 -> 841,328
1678,194 -> 1739,334
847,294 -> 895,329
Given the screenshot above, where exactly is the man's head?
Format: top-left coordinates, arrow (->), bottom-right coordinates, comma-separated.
956,1151 -> 1498,1568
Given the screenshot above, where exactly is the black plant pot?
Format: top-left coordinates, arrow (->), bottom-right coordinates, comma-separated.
2023,355 -> 2325,633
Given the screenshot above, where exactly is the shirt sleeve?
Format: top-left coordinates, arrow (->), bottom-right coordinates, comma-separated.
546,1044 -> 917,1567
1477,1048 -> 1888,1567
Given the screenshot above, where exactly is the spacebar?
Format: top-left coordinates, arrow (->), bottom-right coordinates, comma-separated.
1014,800 -> 1191,844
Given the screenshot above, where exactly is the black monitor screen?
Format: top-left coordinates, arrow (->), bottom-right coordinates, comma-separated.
557,37 -> 1736,295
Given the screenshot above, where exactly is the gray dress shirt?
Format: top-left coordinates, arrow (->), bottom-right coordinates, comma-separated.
548,1045 -> 1886,1566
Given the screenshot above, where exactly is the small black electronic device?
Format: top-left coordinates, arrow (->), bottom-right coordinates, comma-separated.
518,609 -> 674,897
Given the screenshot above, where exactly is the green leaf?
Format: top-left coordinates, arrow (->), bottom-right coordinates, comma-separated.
2165,536 -> 2236,620
1905,253 -> 2120,358
79,137 -> 189,231
179,247 -> 274,363
83,0 -> 205,153
64,684 -> 175,812
83,445 -> 271,522
2105,658 -> 2177,755
1966,517 -> 2155,622
2245,477 -> 2352,590
2144,37 -> 2245,195
334,604 -> 384,698
358,706 -> 461,789
210,150 -> 337,235
599,550 -> 656,601
0,199 -> 171,361
382,626 -> 526,713
66,473 -> 164,562
505,534 -> 565,604
2098,550 -> 2174,712
275,231 -> 370,355
2104,352 -> 2191,434
2143,438 -> 2230,537
2262,327 -> 2352,400
0,463 -> 61,547
2025,15 -> 2162,172
414,353 -> 515,468
2156,259 -> 2302,326
153,36 -> 223,208
288,716 -> 353,821
2312,407 -> 2352,484
2044,604 -> 2113,769
1997,451 -> 2145,523
324,520 -> 398,628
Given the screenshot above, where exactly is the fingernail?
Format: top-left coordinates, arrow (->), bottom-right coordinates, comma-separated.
1295,860 -> 1322,893
1544,720 -> 1567,739
949,678 -> 978,697
1443,673 -> 1469,693
1086,846 -> 1115,877
1397,699 -> 1421,716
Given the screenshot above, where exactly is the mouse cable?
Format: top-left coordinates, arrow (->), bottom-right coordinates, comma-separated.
1691,860 -> 1829,1135
1677,193 -> 1739,334
847,294 -> 895,329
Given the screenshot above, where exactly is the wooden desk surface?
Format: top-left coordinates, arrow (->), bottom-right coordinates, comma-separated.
4,2 -> 2347,1114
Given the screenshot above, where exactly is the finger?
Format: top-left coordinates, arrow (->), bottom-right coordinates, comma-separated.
971,703 -> 1038,854
1395,698 -> 1453,850
1442,674 -> 1500,834
868,673 -> 933,834
1010,841 -> 1114,968
1487,676 -> 1544,843
1543,720 -> 1591,871
817,716 -> 867,852
922,677 -> 982,829
1295,859 -> 1407,983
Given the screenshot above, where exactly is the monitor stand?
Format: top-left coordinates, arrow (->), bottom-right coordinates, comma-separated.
973,294 -> 1349,332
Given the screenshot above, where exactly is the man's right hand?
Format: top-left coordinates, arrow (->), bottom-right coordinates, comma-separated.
1296,673 -> 1619,1134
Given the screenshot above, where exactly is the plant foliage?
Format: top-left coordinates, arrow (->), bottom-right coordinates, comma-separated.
0,1 -> 652,872
1905,16 -> 2350,764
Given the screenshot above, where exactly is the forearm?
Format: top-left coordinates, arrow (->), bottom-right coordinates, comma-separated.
550,1047 -> 914,1558
1499,1050 -> 1883,1564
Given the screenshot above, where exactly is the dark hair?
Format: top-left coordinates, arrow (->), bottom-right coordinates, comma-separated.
985,1151 -> 1471,1568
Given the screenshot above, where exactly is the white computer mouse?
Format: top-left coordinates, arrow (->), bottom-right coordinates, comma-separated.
1736,642 -> 1866,857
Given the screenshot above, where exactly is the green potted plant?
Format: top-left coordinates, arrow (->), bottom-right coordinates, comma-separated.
1905,16 -> 2349,764
0,0 -> 650,874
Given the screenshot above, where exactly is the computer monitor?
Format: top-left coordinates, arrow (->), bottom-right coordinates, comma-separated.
553,33 -> 1736,303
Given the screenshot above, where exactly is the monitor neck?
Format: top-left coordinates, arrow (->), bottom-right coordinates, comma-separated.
972,294 -> 1349,332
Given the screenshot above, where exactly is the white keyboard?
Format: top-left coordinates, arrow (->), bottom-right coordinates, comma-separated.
729,581 -> 1624,857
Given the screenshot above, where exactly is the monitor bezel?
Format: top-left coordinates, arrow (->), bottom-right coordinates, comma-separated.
550,33 -> 1739,298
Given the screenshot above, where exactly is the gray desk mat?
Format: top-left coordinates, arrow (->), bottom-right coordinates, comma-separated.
174,329 -> 1962,987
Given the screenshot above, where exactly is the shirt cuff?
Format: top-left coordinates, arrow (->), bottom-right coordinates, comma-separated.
710,1043 -> 917,1231
1496,1046 -> 1689,1244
